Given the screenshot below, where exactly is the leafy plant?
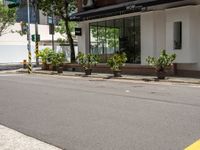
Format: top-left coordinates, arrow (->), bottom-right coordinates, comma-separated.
0,2 -> 16,36
48,51 -> 66,67
37,48 -> 52,64
76,52 -> 99,70
107,52 -> 127,71
146,50 -> 176,72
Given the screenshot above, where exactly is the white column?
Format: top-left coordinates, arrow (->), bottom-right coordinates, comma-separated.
141,12 -> 156,65
78,21 -> 90,54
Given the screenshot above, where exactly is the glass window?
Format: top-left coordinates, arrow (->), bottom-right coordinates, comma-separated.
90,22 -> 98,54
105,20 -> 115,54
97,21 -> 106,55
174,21 -> 182,50
89,16 -> 141,63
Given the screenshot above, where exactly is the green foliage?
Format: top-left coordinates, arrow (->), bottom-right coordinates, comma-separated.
107,52 -> 127,71
37,48 -> 52,63
38,48 -> 65,66
91,26 -> 119,49
0,2 -> 16,36
55,20 -> 77,44
37,0 -> 76,18
146,50 -> 176,71
56,20 -> 77,35
76,52 -> 99,70
47,50 -> 66,67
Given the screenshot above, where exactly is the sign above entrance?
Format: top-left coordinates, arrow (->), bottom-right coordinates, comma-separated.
75,28 -> 82,36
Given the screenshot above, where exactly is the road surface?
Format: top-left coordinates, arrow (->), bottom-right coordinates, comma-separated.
0,74 -> 200,150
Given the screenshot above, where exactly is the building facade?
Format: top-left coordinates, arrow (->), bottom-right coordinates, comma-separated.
0,0 -> 69,64
72,0 -> 200,76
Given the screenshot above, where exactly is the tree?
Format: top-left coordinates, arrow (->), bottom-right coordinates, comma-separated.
37,0 -> 77,63
55,20 -> 77,45
0,2 -> 16,36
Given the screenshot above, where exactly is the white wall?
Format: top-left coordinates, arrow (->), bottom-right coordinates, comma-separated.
0,23 -> 63,63
77,22 -> 90,54
141,10 -> 166,65
154,11 -> 166,57
177,5 -> 200,70
141,5 -> 200,70
166,6 -> 198,64
141,12 -> 156,65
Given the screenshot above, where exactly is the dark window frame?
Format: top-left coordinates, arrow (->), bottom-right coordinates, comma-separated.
174,21 -> 182,50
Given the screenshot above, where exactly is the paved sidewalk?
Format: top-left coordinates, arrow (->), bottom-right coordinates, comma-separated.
0,125 -> 61,150
16,68 -> 200,85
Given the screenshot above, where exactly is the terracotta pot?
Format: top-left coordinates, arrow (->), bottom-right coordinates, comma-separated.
49,65 -> 57,71
113,70 -> 122,77
156,70 -> 166,79
85,69 -> 92,75
57,66 -> 63,74
41,63 -> 49,70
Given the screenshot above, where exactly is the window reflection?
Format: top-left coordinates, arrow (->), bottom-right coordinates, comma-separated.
89,16 -> 141,64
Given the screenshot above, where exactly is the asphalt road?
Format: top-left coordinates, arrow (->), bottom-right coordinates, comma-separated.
0,64 -> 22,71
0,74 -> 200,150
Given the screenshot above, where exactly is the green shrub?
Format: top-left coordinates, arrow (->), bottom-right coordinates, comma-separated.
37,48 -> 52,64
146,49 -> 176,71
76,52 -> 99,70
107,52 -> 127,71
48,51 -> 66,67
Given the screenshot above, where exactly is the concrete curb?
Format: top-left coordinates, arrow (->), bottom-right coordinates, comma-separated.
16,69 -> 200,85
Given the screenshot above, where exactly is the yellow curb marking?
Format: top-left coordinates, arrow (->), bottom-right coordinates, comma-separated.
185,139 -> 200,150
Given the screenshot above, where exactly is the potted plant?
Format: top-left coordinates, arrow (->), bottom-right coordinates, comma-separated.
76,52 -> 99,75
37,48 -> 52,70
107,52 -> 127,77
146,49 -> 176,79
48,51 -> 66,73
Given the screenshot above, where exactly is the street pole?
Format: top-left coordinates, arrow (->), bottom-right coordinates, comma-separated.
51,0 -> 55,51
51,15 -> 55,51
27,0 -> 32,74
34,0 -> 39,66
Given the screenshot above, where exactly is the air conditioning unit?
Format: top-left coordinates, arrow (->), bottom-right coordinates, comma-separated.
82,0 -> 94,8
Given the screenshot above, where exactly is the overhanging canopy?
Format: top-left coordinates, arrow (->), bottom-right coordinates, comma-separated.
70,0 -> 184,21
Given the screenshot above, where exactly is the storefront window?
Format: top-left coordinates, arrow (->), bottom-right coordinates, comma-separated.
89,16 -> 141,64
90,22 -> 98,54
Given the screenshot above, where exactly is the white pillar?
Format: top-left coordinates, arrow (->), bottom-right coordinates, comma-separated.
78,21 -> 90,54
141,12 -> 156,65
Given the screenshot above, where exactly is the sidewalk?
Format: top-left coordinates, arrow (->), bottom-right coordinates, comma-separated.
16,68 -> 200,85
0,125 -> 61,150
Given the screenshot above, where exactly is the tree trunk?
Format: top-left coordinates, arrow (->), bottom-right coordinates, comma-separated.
65,20 -> 75,63
64,0 -> 75,63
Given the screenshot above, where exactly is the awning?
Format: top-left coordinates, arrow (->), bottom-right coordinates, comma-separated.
70,0 -> 184,21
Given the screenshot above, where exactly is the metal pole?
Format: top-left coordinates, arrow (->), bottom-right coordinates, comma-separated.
34,0 -> 39,66
27,0 -> 32,74
51,1 -> 55,51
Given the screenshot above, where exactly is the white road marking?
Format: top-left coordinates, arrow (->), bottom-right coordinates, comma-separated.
189,85 -> 200,88
125,90 -> 130,93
